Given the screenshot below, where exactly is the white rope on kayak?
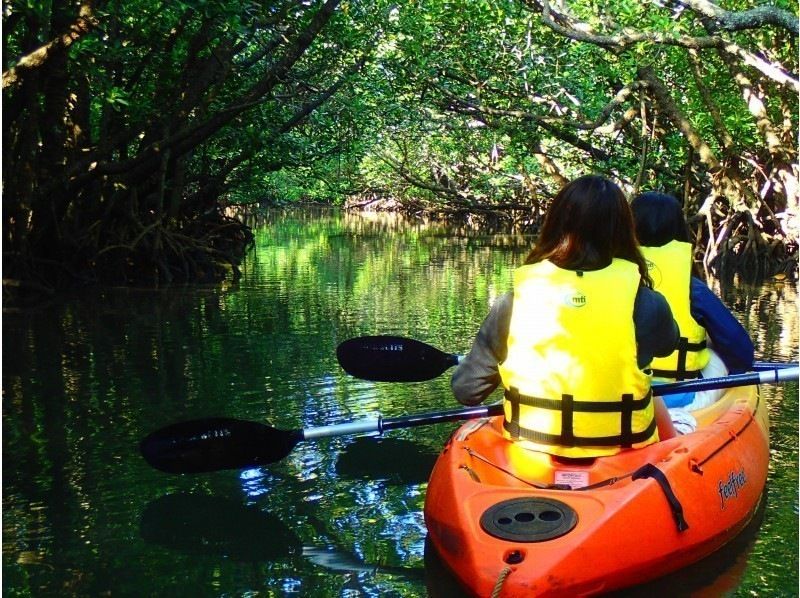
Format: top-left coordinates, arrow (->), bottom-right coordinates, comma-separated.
455,417 -> 491,441
464,447 -> 556,489
491,566 -> 512,598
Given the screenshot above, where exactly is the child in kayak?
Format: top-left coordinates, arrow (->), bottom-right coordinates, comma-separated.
452,175 -> 681,456
630,191 -> 754,427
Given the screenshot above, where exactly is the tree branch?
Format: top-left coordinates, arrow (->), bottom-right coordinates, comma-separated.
683,0 -> 798,36
81,0 -> 341,182
442,93 -> 612,162
3,1 -> 99,89
637,65 -> 721,172
526,0 -> 722,52
521,0 -> 799,90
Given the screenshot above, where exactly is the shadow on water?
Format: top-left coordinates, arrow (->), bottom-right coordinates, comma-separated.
424,490 -> 768,598
140,492 -> 426,581
139,493 -> 301,562
335,436 -> 439,486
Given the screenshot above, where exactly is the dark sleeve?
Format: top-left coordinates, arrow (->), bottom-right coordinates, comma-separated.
451,292 -> 513,406
634,286 -> 679,369
689,277 -> 754,374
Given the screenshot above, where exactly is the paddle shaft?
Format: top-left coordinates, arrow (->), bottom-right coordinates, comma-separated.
336,334 -> 795,383
304,366 -> 799,440
142,366 -> 797,473
140,405 -> 506,473
752,361 -> 797,371
652,366 -> 799,395
303,403 -> 504,439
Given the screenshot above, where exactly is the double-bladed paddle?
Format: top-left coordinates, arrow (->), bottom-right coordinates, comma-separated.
140,403 -> 502,474
336,335 -> 797,382
141,366 -> 798,474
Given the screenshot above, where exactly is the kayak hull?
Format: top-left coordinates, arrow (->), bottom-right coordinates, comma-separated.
424,385 -> 769,597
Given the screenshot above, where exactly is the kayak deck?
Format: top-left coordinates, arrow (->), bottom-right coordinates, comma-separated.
424,384 -> 768,597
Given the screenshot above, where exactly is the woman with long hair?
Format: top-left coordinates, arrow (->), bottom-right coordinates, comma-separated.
452,175 -> 680,456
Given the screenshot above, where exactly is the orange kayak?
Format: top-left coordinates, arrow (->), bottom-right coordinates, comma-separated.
424,384 -> 768,597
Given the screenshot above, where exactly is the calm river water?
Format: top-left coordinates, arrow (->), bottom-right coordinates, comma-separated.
3,209 -> 798,597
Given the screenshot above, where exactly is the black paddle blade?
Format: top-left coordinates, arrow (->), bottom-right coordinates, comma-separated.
336,335 -> 458,382
140,417 -> 302,473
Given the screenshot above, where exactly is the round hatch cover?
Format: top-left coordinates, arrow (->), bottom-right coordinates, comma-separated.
480,497 -> 577,542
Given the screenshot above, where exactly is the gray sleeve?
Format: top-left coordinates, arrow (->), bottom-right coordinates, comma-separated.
451,292 -> 513,406
634,286 -> 679,368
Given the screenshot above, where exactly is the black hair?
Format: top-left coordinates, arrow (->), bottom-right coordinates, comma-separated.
630,192 -> 691,247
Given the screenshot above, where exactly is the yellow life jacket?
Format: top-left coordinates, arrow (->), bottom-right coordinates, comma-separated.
498,259 -> 657,458
641,241 -> 710,380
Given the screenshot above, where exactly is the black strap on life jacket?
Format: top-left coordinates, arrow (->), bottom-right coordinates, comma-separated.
503,387 -> 656,448
650,336 -> 707,381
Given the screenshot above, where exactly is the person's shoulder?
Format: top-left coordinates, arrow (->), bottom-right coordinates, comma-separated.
635,284 -> 672,316
690,276 -> 712,292
636,284 -> 667,303
491,291 -> 514,316
497,291 -> 513,305
689,276 -> 722,303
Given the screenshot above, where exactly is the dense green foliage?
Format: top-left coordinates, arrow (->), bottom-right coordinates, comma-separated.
3,0 -> 798,289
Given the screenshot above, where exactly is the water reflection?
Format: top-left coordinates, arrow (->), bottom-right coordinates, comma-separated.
140,492 -> 426,592
335,437 -> 439,486
3,209 -> 797,596
140,493 -> 301,562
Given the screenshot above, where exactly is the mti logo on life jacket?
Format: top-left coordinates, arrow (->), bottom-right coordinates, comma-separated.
645,259 -> 663,286
564,292 -> 587,308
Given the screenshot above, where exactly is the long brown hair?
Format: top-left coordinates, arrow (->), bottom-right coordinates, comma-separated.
525,175 -> 652,287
